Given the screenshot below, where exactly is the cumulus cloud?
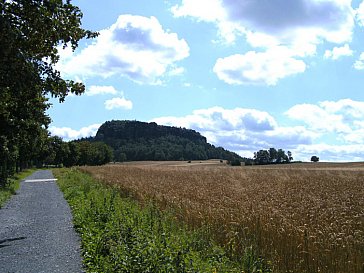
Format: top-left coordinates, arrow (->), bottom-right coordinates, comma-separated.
86,85 -> 118,96
49,124 -> 101,141
56,15 -> 189,84
286,99 -> 364,144
354,52 -> 364,70
151,99 -> 364,161
324,44 -> 353,60
171,0 -> 225,22
172,0 -> 354,85
172,0 -> 354,46
285,103 -> 351,133
152,106 -> 317,159
104,97 -> 133,110
356,0 -> 364,26
294,143 -> 364,162
213,47 -> 306,85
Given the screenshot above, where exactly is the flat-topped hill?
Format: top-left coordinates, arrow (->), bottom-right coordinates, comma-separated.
91,120 -> 242,162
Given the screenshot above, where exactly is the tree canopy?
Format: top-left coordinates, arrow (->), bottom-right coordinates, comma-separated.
0,0 -> 97,186
253,148 -> 293,165
311,156 -> 319,162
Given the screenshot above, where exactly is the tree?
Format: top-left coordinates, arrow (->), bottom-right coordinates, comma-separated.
253,148 -> 293,165
277,149 -> 288,163
254,150 -> 270,165
63,142 -> 80,167
311,156 -> 319,162
269,148 -> 278,163
0,0 -> 97,185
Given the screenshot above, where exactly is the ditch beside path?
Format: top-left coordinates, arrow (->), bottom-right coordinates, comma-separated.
0,170 -> 83,273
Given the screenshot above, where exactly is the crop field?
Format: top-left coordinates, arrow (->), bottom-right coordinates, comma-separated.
80,161 -> 364,273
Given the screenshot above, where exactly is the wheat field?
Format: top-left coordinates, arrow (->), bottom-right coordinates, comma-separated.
80,161 -> 364,273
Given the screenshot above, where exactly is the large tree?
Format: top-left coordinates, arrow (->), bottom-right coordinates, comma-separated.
0,0 -> 97,185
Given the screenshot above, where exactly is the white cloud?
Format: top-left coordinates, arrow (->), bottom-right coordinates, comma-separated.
173,0 -> 354,85
286,99 -> 364,145
213,47 -> 306,85
354,52 -> 364,70
324,44 -> 353,60
151,100 -> 364,161
294,143 -> 364,162
49,124 -> 101,141
285,103 -> 351,133
356,0 -> 364,26
319,98 -> 364,118
172,0 -> 354,46
171,0 -> 225,22
57,15 -> 189,84
104,97 -> 133,110
86,85 -> 118,96
152,106 -> 316,159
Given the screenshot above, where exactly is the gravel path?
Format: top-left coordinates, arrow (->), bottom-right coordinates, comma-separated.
0,170 -> 83,273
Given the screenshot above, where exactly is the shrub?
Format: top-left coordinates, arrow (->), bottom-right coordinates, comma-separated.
230,159 -> 241,166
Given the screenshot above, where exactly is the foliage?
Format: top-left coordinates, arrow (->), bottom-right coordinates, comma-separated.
311,155 -> 319,162
39,139 -> 113,167
55,168 -> 250,272
229,159 -> 242,166
90,120 -> 244,162
253,148 -> 292,165
0,0 -> 97,186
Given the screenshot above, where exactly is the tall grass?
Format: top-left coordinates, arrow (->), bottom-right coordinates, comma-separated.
55,168 -> 269,272
81,163 -> 364,273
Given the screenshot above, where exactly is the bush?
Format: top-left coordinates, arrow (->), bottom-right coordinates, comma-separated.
230,159 -> 241,166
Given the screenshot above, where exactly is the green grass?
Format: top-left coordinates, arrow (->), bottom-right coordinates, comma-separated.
0,169 -> 36,208
55,168 -> 271,273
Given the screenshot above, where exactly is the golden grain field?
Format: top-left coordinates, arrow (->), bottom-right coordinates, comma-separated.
80,161 -> 364,273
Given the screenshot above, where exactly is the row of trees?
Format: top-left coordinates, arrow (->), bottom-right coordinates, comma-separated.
0,0 -> 97,186
253,148 -> 293,165
42,137 -> 113,167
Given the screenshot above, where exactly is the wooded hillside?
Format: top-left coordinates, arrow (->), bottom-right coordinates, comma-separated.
90,120 -> 243,162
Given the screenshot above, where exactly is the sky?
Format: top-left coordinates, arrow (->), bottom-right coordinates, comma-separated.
48,0 -> 364,162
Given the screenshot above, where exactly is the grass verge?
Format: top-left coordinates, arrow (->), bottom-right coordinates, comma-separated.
55,168 -> 271,273
0,169 -> 36,208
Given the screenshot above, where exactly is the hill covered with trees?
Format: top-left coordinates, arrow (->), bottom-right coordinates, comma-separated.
90,120 -> 243,162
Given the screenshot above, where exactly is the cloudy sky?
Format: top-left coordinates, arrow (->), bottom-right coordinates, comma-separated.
48,0 -> 364,162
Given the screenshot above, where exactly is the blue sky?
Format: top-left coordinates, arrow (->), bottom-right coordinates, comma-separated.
48,0 -> 364,161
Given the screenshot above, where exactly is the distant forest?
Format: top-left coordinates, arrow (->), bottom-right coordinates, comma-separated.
86,120 -> 243,162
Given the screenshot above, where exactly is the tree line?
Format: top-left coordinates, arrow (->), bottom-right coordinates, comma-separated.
41,137 -> 113,167
0,0 -> 97,186
251,148 -> 293,165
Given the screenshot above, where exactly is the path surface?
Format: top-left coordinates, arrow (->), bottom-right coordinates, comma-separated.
0,170 -> 83,273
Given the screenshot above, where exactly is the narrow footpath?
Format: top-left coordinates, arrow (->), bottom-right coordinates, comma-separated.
0,170 -> 83,273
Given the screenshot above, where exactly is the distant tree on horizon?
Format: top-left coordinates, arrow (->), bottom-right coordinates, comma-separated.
311,156 -> 320,162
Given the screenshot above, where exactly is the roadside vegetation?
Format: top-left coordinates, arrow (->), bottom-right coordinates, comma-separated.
55,168 -> 271,273
81,163 -> 364,273
0,168 -> 36,208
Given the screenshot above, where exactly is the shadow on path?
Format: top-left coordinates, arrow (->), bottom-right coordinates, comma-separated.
0,170 -> 83,273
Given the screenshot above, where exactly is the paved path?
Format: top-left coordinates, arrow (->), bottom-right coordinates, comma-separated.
0,170 -> 83,273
